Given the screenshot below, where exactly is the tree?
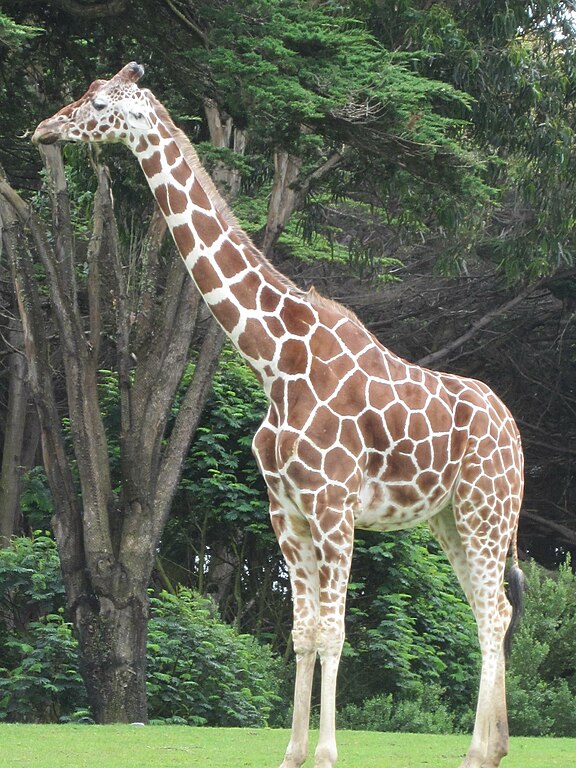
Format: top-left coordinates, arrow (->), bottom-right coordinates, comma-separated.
0,142 -> 225,721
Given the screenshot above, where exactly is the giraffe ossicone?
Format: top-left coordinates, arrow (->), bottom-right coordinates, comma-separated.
33,63 -> 525,768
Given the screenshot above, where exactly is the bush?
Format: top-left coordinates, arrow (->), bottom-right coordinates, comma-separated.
147,588 -> 281,726
0,536 -> 282,726
507,557 -> 576,736
0,613 -> 87,722
337,682 -> 455,734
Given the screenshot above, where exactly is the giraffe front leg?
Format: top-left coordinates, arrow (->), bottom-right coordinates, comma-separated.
311,505 -> 354,768
271,507 -> 320,768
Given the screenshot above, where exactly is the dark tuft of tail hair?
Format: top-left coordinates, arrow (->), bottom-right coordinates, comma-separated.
504,563 -> 526,657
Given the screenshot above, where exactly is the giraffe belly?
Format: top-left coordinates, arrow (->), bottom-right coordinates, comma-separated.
355,478 -> 453,532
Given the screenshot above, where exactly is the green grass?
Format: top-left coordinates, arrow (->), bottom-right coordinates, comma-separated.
1,725 -> 574,767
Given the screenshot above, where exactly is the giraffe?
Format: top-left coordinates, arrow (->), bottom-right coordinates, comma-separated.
33,63 -> 524,768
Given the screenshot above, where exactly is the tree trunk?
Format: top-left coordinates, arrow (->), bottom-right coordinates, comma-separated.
0,314 -> 28,545
74,582 -> 149,722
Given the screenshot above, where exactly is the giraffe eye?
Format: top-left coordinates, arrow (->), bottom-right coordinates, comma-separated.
93,98 -> 107,111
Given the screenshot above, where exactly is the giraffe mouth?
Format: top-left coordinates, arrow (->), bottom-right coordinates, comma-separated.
32,131 -> 60,145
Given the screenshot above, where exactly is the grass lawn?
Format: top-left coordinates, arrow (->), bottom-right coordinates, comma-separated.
1,725 -> 575,767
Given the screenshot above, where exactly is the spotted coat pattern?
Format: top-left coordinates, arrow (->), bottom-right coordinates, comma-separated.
33,63 -> 525,768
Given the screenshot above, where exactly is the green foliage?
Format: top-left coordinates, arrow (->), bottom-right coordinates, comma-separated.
337,682 -> 455,734
507,558 -> 576,736
342,527 -> 479,723
0,10 -> 41,52
177,347 -> 268,528
0,614 -> 87,723
0,536 -> 281,726
0,534 -> 85,722
0,532 -> 66,633
147,588 -> 281,726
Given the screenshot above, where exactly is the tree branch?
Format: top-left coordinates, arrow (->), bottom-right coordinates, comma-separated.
418,280 -> 546,368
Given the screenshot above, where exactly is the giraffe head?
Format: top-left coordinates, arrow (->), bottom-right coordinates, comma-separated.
32,62 -> 152,146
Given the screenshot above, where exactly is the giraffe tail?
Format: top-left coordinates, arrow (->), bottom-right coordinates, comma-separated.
504,540 -> 526,657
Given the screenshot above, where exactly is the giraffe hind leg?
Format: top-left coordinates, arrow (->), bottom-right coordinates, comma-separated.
429,502 -> 517,768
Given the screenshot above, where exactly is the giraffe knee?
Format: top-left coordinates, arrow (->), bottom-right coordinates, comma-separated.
292,626 -> 317,656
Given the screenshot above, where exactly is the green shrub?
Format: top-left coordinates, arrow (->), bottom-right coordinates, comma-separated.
337,682 -> 455,734
507,557 -> 576,736
0,613 -> 87,722
147,588 -> 281,726
0,536 -> 282,726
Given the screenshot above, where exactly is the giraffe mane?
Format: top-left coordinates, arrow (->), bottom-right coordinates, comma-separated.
147,93 -> 304,295
305,286 -> 364,325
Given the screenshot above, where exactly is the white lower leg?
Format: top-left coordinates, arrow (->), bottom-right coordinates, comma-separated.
314,634 -> 344,768
280,640 -> 316,768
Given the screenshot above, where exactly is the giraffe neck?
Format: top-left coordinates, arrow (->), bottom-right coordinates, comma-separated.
129,112 -> 308,383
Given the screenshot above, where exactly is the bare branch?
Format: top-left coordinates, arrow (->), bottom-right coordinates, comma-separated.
418,280 -> 546,368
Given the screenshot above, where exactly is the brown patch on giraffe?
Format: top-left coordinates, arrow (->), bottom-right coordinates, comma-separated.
165,140 -> 180,166
455,401 -> 474,427
149,133 -> 160,145
280,537 -> 301,566
310,326 -> 341,361
219,240 -> 248,278
135,136 -> 148,153
471,409 -> 489,435
286,380 -> 316,430
335,321 -> 371,355
368,380 -> 392,410
158,122 -> 172,140
213,297 -> 240,331
358,346 -> 388,375
191,179 -> 212,210
173,158 -> 192,185
193,255 -> 223,293
340,419 -> 363,456
309,357 -> 339,401
287,461 -> 327,491
396,382 -> 430,411
324,447 -> 356,482
384,402 -> 410,442
414,441 -> 433,468
297,438 -> 322,470
366,451 -> 384,476
270,379 -> 284,406
141,150 -> 162,177
383,446 -> 416,482
86,119 -> 97,131
172,223 -> 196,257
266,316 -> 286,338
238,319 -> 275,361
167,185 -> 188,215
230,271 -> 261,311
278,339 -> 308,375
260,285 -> 282,313
408,412 -> 430,442
431,435 -> 450,472
154,184 -> 170,216
358,409 -> 389,452
417,470 -> 439,494
389,484 -> 421,507
330,354 -> 356,380
308,406 -> 340,450
282,298 -> 315,336
192,209 -> 223,247
328,371 -> 367,417
450,427 -> 469,461
317,506 -> 345,534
